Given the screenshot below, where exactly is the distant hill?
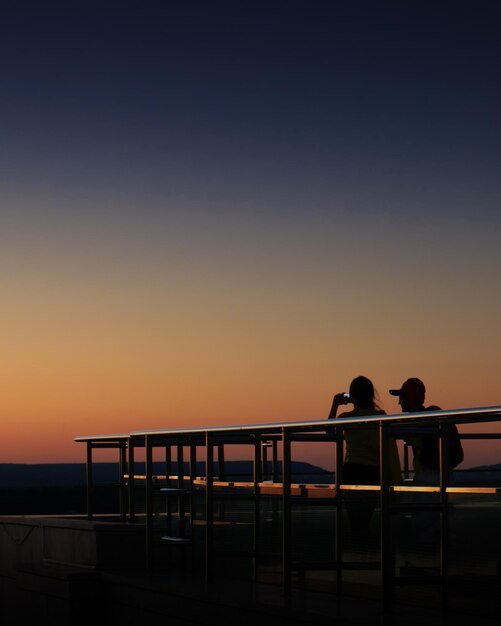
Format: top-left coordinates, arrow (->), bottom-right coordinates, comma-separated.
470,463 -> 501,471
0,461 -> 333,516
3,462 -> 501,490
454,463 -> 501,487
0,461 -> 332,489
0,464 -> 90,488
1,462 -> 501,516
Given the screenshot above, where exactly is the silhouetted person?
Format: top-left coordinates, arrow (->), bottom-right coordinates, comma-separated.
389,378 -> 463,485
329,376 -> 401,545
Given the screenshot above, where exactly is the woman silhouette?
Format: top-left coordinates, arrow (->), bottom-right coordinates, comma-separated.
329,375 -> 401,541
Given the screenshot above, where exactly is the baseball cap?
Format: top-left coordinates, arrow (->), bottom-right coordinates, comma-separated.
389,377 -> 426,399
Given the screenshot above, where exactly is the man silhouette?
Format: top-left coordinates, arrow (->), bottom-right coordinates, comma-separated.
389,378 -> 463,485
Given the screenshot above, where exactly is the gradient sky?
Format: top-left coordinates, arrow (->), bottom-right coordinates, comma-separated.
1,2 -> 500,467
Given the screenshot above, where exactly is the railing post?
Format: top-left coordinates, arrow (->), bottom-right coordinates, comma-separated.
177,444 -> 184,487
272,439 -> 279,483
262,441 -> 270,480
145,434 -> 153,569
253,434 -> 262,582
177,444 -> 185,534
190,439 -> 197,483
119,440 -> 127,522
165,444 -> 172,486
440,423 -> 450,610
335,425 -> 344,595
86,442 -> 93,520
282,427 -> 292,597
218,443 -> 225,480
128,439 -> 135,523
380,420 -> 393,613
205,432 -> 214,583
189,437 -> 197,568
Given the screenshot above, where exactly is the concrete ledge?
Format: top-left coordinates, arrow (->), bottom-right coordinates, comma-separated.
15,561 -> 104,626
0,515 -> 145,576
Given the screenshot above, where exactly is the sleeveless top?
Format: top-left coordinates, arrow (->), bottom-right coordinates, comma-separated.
337,408 -> 402,483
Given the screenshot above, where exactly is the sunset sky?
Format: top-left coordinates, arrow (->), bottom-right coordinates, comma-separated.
1,2 -> 500,467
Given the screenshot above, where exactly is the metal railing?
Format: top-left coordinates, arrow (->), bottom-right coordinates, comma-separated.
75,405 -> 501,614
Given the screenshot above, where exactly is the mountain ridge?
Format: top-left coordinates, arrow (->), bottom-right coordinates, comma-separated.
0,461 -> 332,488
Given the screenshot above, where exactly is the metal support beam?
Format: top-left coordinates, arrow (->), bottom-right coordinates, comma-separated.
380,421 -> 392,613
128,440 -> 135,523
86,442 -> 93,520
205,432 -> 214,583
119,441 -> 127,522
282,428 -> 292,597
440,423 -> 450,610
145,435 -> 153,569
335,427 -> 344,595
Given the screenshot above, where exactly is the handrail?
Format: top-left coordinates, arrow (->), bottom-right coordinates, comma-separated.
74,433 -> 130,442
74,405 -> 501,441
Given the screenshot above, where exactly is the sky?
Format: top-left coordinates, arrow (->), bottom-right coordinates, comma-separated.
1,1 -> 500,467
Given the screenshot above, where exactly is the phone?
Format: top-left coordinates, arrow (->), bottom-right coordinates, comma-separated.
343,393 -> 350,402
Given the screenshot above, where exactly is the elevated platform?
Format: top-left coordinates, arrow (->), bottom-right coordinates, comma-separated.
1,514 -> 501,625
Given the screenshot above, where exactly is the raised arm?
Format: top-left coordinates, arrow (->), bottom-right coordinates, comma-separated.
328,393 -> 349,419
